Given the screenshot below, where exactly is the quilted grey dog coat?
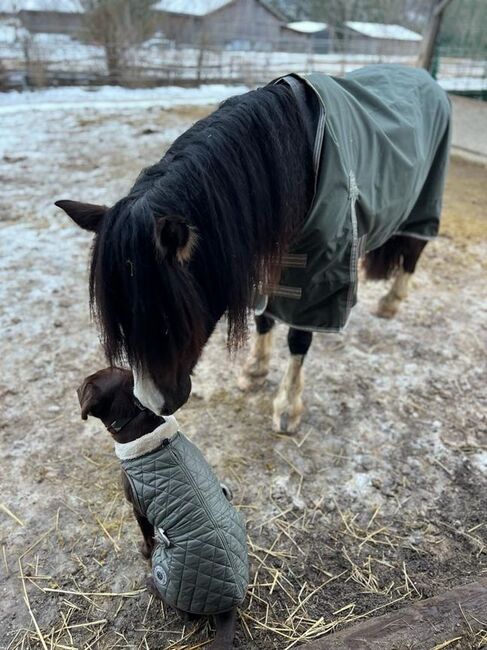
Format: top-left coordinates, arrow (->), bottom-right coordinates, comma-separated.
256,65 -> 451,332
116,418 -> 249,615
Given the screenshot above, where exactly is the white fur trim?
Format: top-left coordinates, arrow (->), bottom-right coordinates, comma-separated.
114,416 -> 179,461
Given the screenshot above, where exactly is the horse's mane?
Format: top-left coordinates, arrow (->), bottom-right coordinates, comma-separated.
90,82 -> 313,379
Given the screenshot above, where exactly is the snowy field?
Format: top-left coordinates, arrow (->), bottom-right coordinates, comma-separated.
1,88 -> 486,649
0,83 -> 249,112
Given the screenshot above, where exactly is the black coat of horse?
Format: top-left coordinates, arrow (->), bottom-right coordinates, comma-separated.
57,77 -> 429,432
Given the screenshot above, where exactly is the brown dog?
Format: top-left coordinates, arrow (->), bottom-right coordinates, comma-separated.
77,367 -> 238,649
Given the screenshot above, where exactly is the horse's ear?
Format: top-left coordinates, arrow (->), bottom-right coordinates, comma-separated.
55,200 -> 107,232
154,215 -> 197,264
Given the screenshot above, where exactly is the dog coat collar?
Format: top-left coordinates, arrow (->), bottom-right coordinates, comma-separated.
114,416 -> 179,460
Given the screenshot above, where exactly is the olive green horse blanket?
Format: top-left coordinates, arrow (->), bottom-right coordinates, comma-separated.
116,419 -> 249,615
257,64 -> 451,331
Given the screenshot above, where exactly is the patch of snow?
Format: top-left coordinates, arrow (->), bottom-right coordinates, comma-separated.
471,451 -> 487,473
0,83 -> 249,114
345,471 -> 373,498
285,21 -> 327,34
151,0 -> 231,16
438,76 -> 487,92
26,32 -> 103,60
345,21 -> 422,42
0,19 -> 19,41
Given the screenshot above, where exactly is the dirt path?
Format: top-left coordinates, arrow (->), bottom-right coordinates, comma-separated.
1,100 -> 486,650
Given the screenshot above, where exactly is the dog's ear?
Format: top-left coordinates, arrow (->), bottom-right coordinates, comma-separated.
77,380 -> 101,420
77,368 -> 132,421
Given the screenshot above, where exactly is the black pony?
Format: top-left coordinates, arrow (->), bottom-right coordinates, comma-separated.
57,77 -> 431,432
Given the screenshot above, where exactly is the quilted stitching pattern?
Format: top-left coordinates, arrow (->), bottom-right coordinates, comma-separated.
122,433 -> 249,615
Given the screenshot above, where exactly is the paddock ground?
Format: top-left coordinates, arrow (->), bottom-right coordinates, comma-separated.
0,96 -> 486,650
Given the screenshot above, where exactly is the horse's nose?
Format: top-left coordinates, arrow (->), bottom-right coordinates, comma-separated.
162,377 -> 192,415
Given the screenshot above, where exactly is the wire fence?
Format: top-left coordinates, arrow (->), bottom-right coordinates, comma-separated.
434,45 -> 487,98
0,20 -> 485,96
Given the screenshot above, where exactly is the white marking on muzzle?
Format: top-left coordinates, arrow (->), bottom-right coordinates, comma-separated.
133,367 -> 166,415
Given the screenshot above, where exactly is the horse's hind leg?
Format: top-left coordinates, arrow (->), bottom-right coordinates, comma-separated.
377,268 -> 413,319
237,315 -> 274,391
363,235 -> 428,319
273,328 -> 312,434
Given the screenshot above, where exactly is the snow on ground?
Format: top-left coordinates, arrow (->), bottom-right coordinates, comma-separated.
0,82 -> 249,114
439,76 -> 487,92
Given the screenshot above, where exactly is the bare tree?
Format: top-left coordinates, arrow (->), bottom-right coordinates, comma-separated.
19,30 -> 47,88
417,0 -> 455,70
81,0 -> 154,84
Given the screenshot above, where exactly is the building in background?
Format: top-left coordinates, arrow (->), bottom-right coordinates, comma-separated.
0,1 -> 83,34
151,0 -> 288,51
281,21 -> 329,53
341,21 -> 422,55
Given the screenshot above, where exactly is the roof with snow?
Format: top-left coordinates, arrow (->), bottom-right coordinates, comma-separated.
151,0 -> 285,20
151,0 -> 232,16
345,21 -> 422,42
0,0 -> 82,12
285,21 -> 327,34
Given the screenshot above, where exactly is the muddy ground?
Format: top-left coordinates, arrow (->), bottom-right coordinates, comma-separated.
0,99 -> 486,650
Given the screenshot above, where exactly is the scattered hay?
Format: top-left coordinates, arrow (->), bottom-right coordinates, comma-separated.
7,491 -> 434,650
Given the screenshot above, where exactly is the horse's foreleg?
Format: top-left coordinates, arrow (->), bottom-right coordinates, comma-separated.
237,315 -> 275,391
273,328 -> 312,434
376,268 -> 412,319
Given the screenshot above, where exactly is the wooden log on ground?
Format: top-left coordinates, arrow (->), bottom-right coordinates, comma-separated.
296,578 -> 487,649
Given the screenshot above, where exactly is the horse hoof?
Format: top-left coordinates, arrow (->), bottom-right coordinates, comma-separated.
376,297 -> 399,319
278,413 -> 289,432
273,410 -> 301,434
